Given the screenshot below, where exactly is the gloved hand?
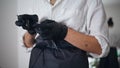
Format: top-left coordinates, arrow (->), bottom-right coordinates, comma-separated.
35,19 -> 68,40
15,14 -> 38,34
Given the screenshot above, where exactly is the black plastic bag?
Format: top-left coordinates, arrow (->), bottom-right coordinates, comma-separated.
29,36 -> 89,68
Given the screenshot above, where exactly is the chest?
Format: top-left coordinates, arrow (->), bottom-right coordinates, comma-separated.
50,0 -> 56,5
32,0 -> 88,31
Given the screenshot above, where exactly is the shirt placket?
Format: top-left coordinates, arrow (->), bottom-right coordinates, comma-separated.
48,0 -> 62,20
50,6 -> 54,20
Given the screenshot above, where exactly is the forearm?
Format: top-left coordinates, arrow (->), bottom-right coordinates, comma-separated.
64,28 -> 102,55
23,32 -> 36,48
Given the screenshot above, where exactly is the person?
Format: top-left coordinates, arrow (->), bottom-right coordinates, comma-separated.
21,0 -> 110,68
98,17 -> 119,68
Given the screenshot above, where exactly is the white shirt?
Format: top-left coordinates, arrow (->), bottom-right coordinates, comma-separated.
18,0 -> 110,58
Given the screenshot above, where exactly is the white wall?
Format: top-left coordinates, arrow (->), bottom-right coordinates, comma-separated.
103,0 -> 120,5
104,4 -> 120,32
17,0 -> 32,68
0,0 -> 18,68
104,4 -> 120,48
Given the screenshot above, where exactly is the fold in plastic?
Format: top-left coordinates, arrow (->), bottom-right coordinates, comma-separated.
29,36 -> 89,68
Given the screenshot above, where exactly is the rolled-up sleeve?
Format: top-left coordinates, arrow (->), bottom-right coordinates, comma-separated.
87,0 -> 110,58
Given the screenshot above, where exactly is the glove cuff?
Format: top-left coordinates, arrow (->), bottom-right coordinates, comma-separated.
55,25 -> 68,40
28,29 -> 36,35
61,25 -> 68,40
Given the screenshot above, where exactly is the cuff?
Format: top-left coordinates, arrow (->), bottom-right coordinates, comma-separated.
89,35 -> 110,58
22,44 -> 36,53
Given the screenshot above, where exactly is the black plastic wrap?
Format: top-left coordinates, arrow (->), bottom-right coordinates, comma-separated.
29,36 -> 89,68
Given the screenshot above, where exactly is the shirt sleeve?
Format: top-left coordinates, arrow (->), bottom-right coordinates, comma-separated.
23,44 -> 36,53
87,0 -> 110,58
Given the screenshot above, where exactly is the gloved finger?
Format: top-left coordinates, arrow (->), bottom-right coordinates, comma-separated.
15,20 -> 24,26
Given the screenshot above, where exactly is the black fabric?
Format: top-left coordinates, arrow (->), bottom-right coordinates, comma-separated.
29,36 -> 89,68
98,47 -> 119,68
34,19 -> 68,40
15,14 -> 38,34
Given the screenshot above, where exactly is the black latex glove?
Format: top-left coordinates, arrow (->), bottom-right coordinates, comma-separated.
15,14 -> 38,34
35,19 -> 68,40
